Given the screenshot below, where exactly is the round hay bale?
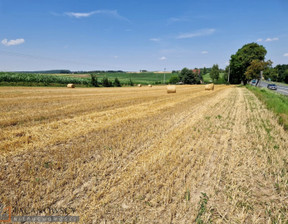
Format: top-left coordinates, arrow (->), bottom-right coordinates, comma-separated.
148,84 -> 152,87
211,83 -> 214,90
167,85 -> 176,93
138,84 -> 142,87
67,83 -> 75,88
205,84 -> 214,90
205,84 -> 210,90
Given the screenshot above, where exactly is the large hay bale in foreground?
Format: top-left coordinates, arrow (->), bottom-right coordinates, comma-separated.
67,84 -> 75,88
205,83 -> 214,90
167,85 -> 176,93
138,84 -> 142,87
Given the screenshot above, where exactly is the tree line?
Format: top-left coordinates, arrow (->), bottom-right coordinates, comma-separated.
168,65 -> 223,84
90,74 -> 126,87
170,43 -> 288,86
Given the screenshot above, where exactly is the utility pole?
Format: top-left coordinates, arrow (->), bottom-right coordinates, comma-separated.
164,68 -> 166,84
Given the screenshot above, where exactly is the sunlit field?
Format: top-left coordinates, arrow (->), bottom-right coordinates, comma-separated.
0,85 -> 287,223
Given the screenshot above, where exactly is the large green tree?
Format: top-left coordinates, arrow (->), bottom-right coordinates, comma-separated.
275,64 -> 288,83
229,43 -> 267,84
203,67 -> 207,75
210,64 -> 220,82
263,67 -> 278,81
283,69 -> 288,84
245,59 -> 272,81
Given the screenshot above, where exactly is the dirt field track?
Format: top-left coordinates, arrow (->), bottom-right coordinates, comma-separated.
0,85 -> 287,223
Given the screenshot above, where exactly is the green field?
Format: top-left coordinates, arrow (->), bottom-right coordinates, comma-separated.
73,72 -> 175,85
0,72 -> 228,87
0,72 -> 90,87
0,72 -> 175,87
202,73 -> 226,84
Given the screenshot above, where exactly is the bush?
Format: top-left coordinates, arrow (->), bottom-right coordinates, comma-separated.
90,74 -> 99,87
114,78 -> 121,87
128,78 -> 134,86
169,75 -> 180,84
102,77 -> 113,87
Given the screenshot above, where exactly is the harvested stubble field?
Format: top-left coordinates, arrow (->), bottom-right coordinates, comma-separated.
0,85 -> 287,223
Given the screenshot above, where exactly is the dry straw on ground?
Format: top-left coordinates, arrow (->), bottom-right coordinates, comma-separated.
167,85 -> 176,93
0,85 -> 287,223
67,83 -> 75,88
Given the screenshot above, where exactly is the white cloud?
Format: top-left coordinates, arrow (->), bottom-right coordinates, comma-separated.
201,51 -> 208,54
113,56 -> 119,59
1,38 -> 25,46
284,53 -> 288,57
257,37 -> 279,42
65,12 -> 94,18
150,38 -> 161,42
65,10 -> 129,21
176,28 -> 215,39
159,56 -> 167,61
265,37 -> 279,42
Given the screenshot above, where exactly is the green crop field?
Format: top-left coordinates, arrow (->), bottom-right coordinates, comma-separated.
67,72 -> 175,85
0,71 -> 227,87
0,72 -> 90,87
0,72 -> 175,87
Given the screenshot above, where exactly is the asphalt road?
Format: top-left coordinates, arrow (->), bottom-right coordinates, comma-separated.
257,80 -> 288,96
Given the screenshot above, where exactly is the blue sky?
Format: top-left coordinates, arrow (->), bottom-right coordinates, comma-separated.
0,0 -> 288,71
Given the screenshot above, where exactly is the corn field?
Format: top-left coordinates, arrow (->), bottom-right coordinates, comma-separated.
0,72 -> 90,86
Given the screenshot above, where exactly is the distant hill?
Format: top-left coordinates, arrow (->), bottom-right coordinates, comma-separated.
16,70 -> 72,74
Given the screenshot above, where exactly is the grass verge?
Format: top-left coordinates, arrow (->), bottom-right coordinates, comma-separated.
246,85 -> 288,130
